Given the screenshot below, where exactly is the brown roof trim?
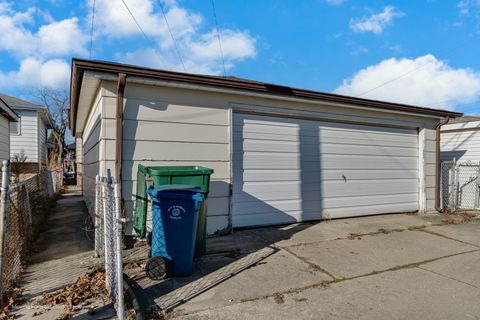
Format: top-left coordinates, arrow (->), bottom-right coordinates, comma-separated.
69,58 -> 463,132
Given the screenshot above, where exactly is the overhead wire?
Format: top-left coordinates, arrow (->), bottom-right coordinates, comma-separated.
356,38 -> 476,98
119,0 -> 167,69
211,0 -> 227,77
157,0 -> 187,72
89,0 -> 96,59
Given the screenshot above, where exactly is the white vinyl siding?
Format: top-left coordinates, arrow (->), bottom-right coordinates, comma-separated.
10,110 -> 38,162
100,94 -> 231,235
441,127 -> 480,162
77,78 -> 439,234
0,115 -> 10,162
232,114 -> 419,227
38,116 -> 47,166
81,88 -> 104,212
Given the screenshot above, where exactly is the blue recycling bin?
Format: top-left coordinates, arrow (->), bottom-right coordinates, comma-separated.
147,185 -> 204,278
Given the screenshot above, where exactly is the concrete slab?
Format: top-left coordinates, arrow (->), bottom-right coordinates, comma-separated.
176,267 -> 480,320
142,247 -> 331,314
420,251 -> 480,288
425,219 -> 480,247
250,214 -> 445,248
286,230 -> 478,279
206,230 -> 267,254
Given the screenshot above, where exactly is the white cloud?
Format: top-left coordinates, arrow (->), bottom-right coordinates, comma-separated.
0,5 -> 88,59
335,54 -> 480,110
0,58 -> 69,89
350,6 -> 404,34
106,0 -> 256,75
38,18 -> 88,56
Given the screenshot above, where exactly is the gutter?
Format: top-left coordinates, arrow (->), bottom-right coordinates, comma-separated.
435,116 -> 450,212
68,58 -> 463,133
115,73 -> 127,183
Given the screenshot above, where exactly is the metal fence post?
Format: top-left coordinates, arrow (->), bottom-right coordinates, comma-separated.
102,181 -> 111,292
0,160 -> 10,303
114,183 -> 124,320
94,175 -> 101,258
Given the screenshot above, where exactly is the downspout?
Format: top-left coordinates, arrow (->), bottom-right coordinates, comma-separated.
435,116 -> 450,212
115,73 -> 127,183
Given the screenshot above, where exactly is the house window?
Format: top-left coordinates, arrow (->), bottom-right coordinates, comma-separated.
10,119 -> 20,135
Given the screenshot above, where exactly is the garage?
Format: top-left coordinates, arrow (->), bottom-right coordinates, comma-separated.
232,113 -> 419,227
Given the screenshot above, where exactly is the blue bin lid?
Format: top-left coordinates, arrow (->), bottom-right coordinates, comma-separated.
147,185 -> 204,201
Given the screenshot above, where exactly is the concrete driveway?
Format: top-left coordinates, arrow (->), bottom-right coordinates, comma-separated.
134,213 -> 480,320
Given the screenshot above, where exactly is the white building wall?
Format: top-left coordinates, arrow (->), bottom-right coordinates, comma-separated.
10,110 -> 38,163
38,116 -> 48,168
80,79 -> 441,235
441,121 -> 480,162
0,115 -> 10,162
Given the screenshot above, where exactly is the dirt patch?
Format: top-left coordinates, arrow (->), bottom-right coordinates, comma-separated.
347,233 -> 362,240
273,293 -> 285,304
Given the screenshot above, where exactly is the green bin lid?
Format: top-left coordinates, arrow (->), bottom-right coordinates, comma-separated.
146,166 -> 214,176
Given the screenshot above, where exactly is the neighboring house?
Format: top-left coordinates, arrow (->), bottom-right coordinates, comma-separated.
0,94 -> 53,173
69,59 -> 461,235
0,97 -> 20,163
441,116 -> 480,162
440,116 -> 480,210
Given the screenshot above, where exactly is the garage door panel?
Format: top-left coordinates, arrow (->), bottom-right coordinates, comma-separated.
234,120 -> 417,143
232,113 -> 419,227
323,193 -> 418,209
236,133 -> 417,148
234,179 -> 417,200
233,199 -> 321,216
237,154 -> 418,170
323,202 -> 418,219
234,141 -> 417,157
234,169 -> 418,183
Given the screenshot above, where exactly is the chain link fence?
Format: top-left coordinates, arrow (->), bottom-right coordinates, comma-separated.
441,160 -> 480,212
0,161 -> 57,302
94,175 -> 125,320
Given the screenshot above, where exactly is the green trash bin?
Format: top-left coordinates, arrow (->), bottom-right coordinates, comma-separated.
134,165 -> 214,256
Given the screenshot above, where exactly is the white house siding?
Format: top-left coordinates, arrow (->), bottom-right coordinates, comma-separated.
38,116 -> 47,167
74,80 -> 439,235
0,115 -> 10,162
76,137 -> 84,186
441,122 -> 480,162
10,110 -> 38,163
81,87 -> 105,213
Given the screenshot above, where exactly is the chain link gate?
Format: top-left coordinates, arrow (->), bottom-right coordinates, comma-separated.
94,175 -> 125,320
441,160 -> 480,212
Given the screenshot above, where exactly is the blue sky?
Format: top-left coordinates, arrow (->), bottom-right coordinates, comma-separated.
1,0 -> 480,115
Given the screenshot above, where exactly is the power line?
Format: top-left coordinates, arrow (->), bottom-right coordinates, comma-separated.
120,0 -> 152,43
211,0 -> 227,77
157,0 -> 187,72
357,63 -> 426,97
356,39 -> 475,97
119,0 -> 167,70
89,0 -> 96,59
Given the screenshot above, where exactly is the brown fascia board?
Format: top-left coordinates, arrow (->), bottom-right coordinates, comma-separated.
69,58 -> 463,132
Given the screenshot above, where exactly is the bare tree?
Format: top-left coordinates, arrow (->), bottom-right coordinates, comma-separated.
35,87 -> 70,166
11,149 -> 28,183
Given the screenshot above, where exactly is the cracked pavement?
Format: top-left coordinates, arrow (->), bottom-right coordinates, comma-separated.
135,213 -> 480,320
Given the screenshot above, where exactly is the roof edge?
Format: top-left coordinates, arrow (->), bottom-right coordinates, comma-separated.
0,97 -> 19,122
69,58 -> 463,132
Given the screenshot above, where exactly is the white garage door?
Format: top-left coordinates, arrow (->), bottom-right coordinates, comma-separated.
232,113 -> 419,227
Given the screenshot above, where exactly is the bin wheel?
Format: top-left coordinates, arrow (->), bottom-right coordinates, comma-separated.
145,256 -> 167,280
